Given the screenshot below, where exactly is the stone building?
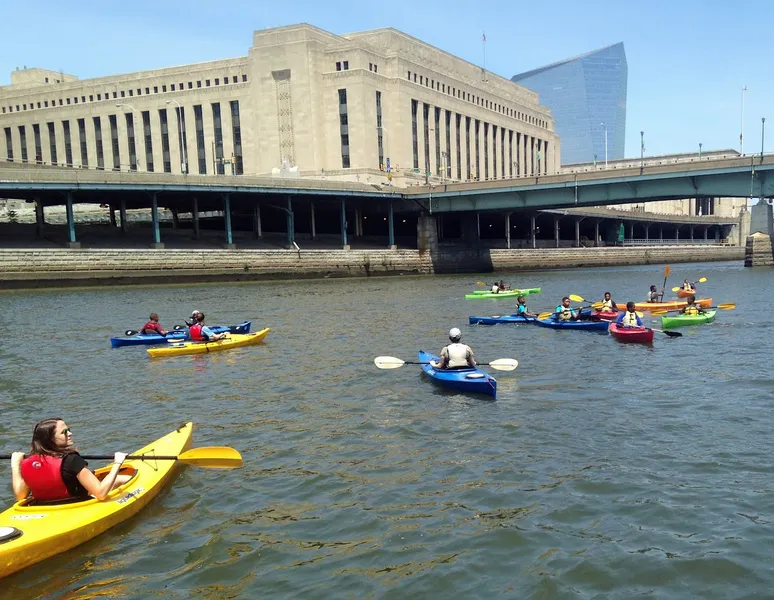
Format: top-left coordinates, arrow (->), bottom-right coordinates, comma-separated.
0,24 -> 560,188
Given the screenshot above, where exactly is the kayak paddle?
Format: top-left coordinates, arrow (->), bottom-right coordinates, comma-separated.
374,356 -> 518,371
651,303 -> 735,316
663,265 -> 671,294
124,325 -> 185,337
649,327 -> 683,338
0,447 -> 243,469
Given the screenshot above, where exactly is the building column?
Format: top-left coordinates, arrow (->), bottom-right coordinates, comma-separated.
151,193 -> 164,248
109,205 -> 117,228
675,225 -> 680,241
690,225 -> 694,241
629,223 -> 634,240
35,198 -> 45,237
554,215 -> 560,248
505,212 -> 511,249
388,200 -> 396,249
531,214 -> 536,249
659,225 -> 663,240
65,192 -> 79,248
310,201 -> 317,240
286,195 -> 295,248
192,197 -> 200,240
645,223 -> 650,240
253,204 -> 262,238
704,227 -> 709,241
340,198 -> 349,249
171,208 -> 179,229
224,194 -> 234,248
354,206 -> 362,237
119,198 -> 127,234
594,220 -> 600,246
476,212 -> 481,239
575,218 -> 580,248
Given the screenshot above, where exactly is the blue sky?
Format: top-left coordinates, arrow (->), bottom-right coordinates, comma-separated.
2,0 -> 772,159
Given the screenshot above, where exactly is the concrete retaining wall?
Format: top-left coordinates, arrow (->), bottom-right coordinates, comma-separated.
744,233 -> 774,267
0,245 -> 744,289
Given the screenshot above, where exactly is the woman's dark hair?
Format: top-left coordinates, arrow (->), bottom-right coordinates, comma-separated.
196,313 -> 206,322
30,418 -> 70,456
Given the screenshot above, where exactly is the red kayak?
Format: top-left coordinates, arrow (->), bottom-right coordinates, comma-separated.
608,322 -> 654,344
590,310 -> 619,321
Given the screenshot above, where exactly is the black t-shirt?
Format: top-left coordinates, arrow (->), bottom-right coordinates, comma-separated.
60,453 -> 90,498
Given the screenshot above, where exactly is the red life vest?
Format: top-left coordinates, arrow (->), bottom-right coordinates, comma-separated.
19,455 -> 71,501
189,323 -> 204,341
142,321 -> 161,334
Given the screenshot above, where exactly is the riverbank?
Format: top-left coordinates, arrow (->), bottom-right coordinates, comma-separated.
0,245 -> 743,290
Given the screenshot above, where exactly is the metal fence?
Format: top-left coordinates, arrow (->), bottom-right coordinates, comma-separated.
621,238 -> 730,246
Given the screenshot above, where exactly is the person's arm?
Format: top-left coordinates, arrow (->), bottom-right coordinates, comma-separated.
467,347 -> 477,367
616,312 -> 625,325
75,452 -> 128,501
636,314 -> 643,327
436,347 -> 448,369
11,452 -> 30,501
157,323 -> 168,336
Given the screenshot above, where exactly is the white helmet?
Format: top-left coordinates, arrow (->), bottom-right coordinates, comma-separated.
191,309 -> 201,317
449,327 -> 462,340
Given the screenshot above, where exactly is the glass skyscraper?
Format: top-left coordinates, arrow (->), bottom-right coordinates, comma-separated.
512,43 -> 627,165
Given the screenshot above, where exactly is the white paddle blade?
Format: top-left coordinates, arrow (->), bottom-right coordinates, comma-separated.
374,356 -> 406,369
487,358 -> 519,371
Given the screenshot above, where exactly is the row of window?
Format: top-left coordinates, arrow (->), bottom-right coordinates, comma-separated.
1,74 -> 249,115
334,60 -> 380,74
406,70 -> 547,129
410,99 -> 549,181
3,100 -> 244,175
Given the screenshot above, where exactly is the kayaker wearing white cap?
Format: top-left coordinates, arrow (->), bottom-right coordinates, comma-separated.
432,328 -> 477,370
185,310 -> 202,327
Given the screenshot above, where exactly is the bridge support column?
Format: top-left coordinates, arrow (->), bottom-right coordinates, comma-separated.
417,214 -> 439,252
574,218 -> 581,248
704,227 -> 709,241
253,204 -> 262,238
65,192 -> 79,248
151,193 -> 164,249
223,194 -> 235,249
388,201 -> 396,249
594,220 -> 600,247
286,195 -> 295,249
192,197 -> 200,240
690,225 -> 694,241
659,225 -> 663,240
171,208 -> 179,230
340,198 -> 349,249
35,198 -> 45,238
119,199 -> 128,235
675,225 -> 680,241
476,213 -> 481,240
629,223 -> 634,240
109,205 -> 116,228
531,215 -> 537,249
310,201 -> 317,240
554,216 -> 560,248
505,212 -> 511,249
354,207 -> 362,238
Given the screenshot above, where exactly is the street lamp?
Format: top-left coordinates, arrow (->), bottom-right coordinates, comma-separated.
640,130 -> 644,167
762,117 -> 766,162
600,122 -> 608,169
165,100 -> 188,175
740,85 -> 747,154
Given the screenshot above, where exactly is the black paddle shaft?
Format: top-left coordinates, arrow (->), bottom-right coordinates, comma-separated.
1,454 -> 180,461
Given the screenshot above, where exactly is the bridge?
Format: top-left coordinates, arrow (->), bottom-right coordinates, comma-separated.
0,154 -> 771,249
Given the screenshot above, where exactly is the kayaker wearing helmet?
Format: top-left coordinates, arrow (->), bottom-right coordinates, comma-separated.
432,328 -> 476,370
598,292 -> 618,313
616,302 -> 644,328
680,295 -> 706,316
185,310 -> 202,327
189,313 -> 227,342
554,297 -> 580,321
140,313 -> 167,336
647,285 -> 664,303
11,418 -> 130,503
515,295 -> 537,317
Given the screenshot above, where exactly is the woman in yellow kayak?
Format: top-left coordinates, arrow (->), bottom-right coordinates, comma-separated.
11,418 -> 131,502
680,295 -> 706,315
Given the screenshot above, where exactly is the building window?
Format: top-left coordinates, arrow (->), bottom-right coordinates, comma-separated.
162,85 -> 167,92
33,124 -> 43,164
63,120 -> 73,167
445,110 -> 451,179
4,127 -> 12,162
374,64 -> 377,73
120,91 -> 125,98
407,71 -> 411,80
188,82 -> 193,89
230,100 -> 243,174
179,82 -> 184,89
411,99 -> 419,170
492,125 -> 497,179
423,103 -> 430,178
171,84 -> 176,91
109,114 -> 120,171
434,107 -> 441,177
501,128 -> 506,178
205,80 -> 210,87
474,119 -> 480,180
154,86 -> 158,93
214,79 -> 219,86
174,106 -> 188,174
343,61 -> 349,71
222,77 -> 228,84
77,118 -> 88,167
96,94 -> 100,101
126,113 -> 137,171
413,73 -> 417,82
196,81 -> 201,89
89,95 -> 93,102
159,108 -> 171,173
142,111 -> 154,172
47,122 -> 58,165
19,125 -> 28,162
193,105 -> 206,174
212,103 -> 224,175
338,89 -> 350,168
509,130 -> 513,177
455,114 -> 461,180
81,96 -> 86,103
241,74 -> 247,82
419,75 -> 423,85
465,117 -> 471,179
44,101 -> 48,107
484,123 -> 489,180
94,117 -> 104,170
337,62 -> 342,71
375,91 -> 383,169
66,98 -> 71,105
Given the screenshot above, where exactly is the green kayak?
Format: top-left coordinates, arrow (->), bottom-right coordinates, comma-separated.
468,287 -> 541,299
660,310 -> 716,329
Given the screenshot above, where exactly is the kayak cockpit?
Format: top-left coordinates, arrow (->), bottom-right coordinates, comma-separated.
16,466 -> 138,508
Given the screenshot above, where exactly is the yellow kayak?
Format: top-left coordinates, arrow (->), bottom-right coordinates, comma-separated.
0,423 -> 193,580
147,329 -> 270,358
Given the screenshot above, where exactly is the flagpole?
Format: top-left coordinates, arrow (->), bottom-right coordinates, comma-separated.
482,31 -> 487,82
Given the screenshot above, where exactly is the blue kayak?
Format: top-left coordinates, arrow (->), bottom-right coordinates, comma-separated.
110,321 -> 252,347
469,314 -> 537,325
534,318 -> 609,333
418,350 -> 497,399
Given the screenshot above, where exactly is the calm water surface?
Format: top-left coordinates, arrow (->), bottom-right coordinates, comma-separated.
1,261 -> 773,599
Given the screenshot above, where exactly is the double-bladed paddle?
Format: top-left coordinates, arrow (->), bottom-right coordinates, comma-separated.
651,302 -> 735,316
671,277 -> 707,293
374,356 -> 518,371
1,446 -> 243,469
124,324 -> 185,337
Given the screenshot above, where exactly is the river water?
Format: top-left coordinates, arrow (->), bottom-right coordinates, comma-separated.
1,261 -> 772,599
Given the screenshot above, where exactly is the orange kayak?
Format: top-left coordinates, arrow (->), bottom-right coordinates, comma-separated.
625,298 -> 712,312
677,289 -> 697,298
